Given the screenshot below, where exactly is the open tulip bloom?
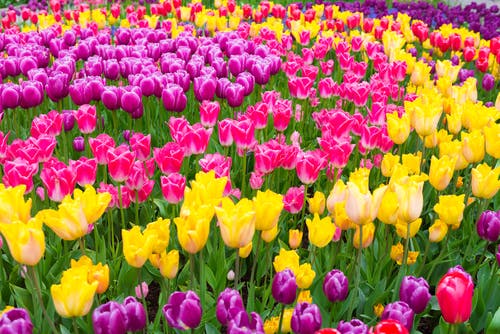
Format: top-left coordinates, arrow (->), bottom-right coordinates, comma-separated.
0,0 -> 499,333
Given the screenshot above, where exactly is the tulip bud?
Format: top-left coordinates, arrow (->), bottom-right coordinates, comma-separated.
323,269 -> 349,303
215,288 -> 245,326
380,301 -> 414,332
272,269 -> 297,305
436,266 -> 474,324
399,276 -> 431,314
291,302 -> 322,334
123,296 -> 147,332
476,210 -> 500,242
163,291 -> 202,330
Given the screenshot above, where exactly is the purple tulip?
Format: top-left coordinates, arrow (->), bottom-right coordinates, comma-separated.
69,80 -> 93,106
496,245 -> 500,267
250,60 -> 272,86
162,84 -> 187,113
62,110 -> 76,132
163,290 -> 202,330
20,81 -> 44,109
216,288 -> 245,326
225,83 -> 245,108
381,301 -> 414,331
120,87 -> 142,114
1,84 -> 21,109
291,302 -> 322,334
482,73 -> 495,91
19,57 -> 37,77
336,318 -> 369,334
216,78 -> 231,99
104,60 -> 121,80
272,269 -> 297,305
92,301 -> 128,334
0,307 -> 33,334
476,210 -> 500,242
63,30 -> 77,47
46,71 -> 69,102
236,72 -> 255,96
228,54 -> 246,77
193,75 -> 216,102
226,310 -> 264,334
323,269 -> 349,303
399,276 -> 431,314
101,86 -> 121,111
122,296 -> 147,332
212,58 -> 228,78
73,136 -> 85,152
139,77 -> 156,97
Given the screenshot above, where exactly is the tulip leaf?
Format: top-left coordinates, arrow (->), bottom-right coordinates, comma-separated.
204,265 -> 216,291
486,307 -> 500,334
9,284 -> 32,311
205,322 -> 220,334
152,198 -> 169,218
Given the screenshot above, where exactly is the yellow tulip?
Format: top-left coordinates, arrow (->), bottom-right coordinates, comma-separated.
75,185 -> 111,225
306,213 -> 335,248
377,190 -> 399,225
261,223 -> 279,243
395,218 -> 422,239
70,256 -> 109,294
428,155 -> 456,191
345,182 -> 388,225
483,122 -> 500,159
393,179 -> 424,222
122,226 -> 154,268
386,112 -> 411,144
273,248 -> 300,275
390,243 -> 419,265
381,153 -> 400,178
353,222 -> 375,249
326,179 -> 347,215
406,94 -> 442,137
215,197 -> 256,249
446,110 -> 462,134
402,152 -> 422,175
332,202 -> 355,230
288,229 -> 303,249
253,190 -> 283,231
308,191 -> 326,215
348,168 -> 371,194
429,219 -> 448,242
296,263 -> 316,289
297,290 -> 313,304
434,194 -> 465,229
159,250 -> 179,279
0,218 -> 45,266
410,60 -> 431,86
0,184 -> 32,224
175,204 -> 213,254
461,130 -> 485,163
182,171 -> 227,216
439,140 -> 468,170
51,267 -> 98,318
239,242 -> 253,259
374,304 -> 385,318
144,218 -> 171,254
471,163 -> 500,199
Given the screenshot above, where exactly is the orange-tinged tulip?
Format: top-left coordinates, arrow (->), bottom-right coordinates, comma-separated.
345,182 -> 387,225
122,226 -> 154,268
308,191 -> 326,215
306,213 -> 335,248
332,202 -> 355,230
296,263 -> 315,289
297,290 -> 313,304
461,130 -> 485,163
483,122 -> 500,159
410,60 -> 431,86
0,217 -> 45,266
51,266 -> 98,318
353,222 -> 375,249
471,163 -> 500,199
387,112 -> 411,144
377,189 -> 399,225
434,195 -> 465,229
395,218 -> 422,239
215,197 -> 256,249
429,219 -> 448,242
381,153 -> 400,178
406,94 -> 442,137
288,229 -> 303,249
394,179 -> 424,222
144,218 -> 170,254
261,223 -> 279,243
326,179 -> 347,214
239,242 -> 253,258
390,243 -> 419,265
446,111 -> 462,135
273,248 -> 300,275
429,155 -> 456,191
0,184 -> 32,224
70,256 -> 109,294
253,189 -> 283,231
159,250 -> 179,279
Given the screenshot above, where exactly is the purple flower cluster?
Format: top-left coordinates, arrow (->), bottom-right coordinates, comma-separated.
216,288 -> 264,333
92,296 -> 146,334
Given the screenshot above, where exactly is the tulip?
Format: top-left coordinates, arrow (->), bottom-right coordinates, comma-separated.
372,319 -> 409,334
291,302 -> 322,334
215,197 -> 256,249
308,191 -> 326,215
231,118 -> 255,151
296,263 -> 315,290
353,223 -> 376,249
143,218 -> 171,254
436,267 -> 474,324
0,308 -> 34,334
122,296 -> 147,332
40,158 -> 77,202
193,75 -> 216,102
160,173 -> 186,204
306,214 -> 335,248
323,269 -> 349,303
429,219 -> 449,243
216,288 -> 245,326
2,159 -> 38,193
174,204 -> 213,254
461,130 -> 485,163
154,142 -> 184,175
399,276 -> 431,314
122,226 -> 154,268
129,133 -> 151,161
406,95 -> 442,137
89,134 -> 116,165
380,301 -> 414,331
92,301 -> 128,334
0,184 -> 32,224
386,112 -> 411,145
225,83 -> 245,108
272,269 -> 297,305
75,185 -> 112,226
336,318 -> 368,334
476,210 -> 500,242
482,73 -> 495,91
162,84 -> 187,113
283,186 -> 305,214
296,150 -> 326,185
120,89 -> 142,114
433,195 -> 465,230
0,217 -> 45,266
253,189 -> 283,231
199,100 -> 220,128
163,291 -> 202,330
345,182 -> 387,225
377,190 -> 399,225
106,145 -> 136,183
70,157 -> 98,187
288,229 -> 303,249
393,179 -> 424,223
496,245 -> 500,267
429,155 -> 456,191
471,163 -> 500,199
227,310 -> 264,333
70,255 -> 110,295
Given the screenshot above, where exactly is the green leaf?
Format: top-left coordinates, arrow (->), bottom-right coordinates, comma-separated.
486,307 -> 500,334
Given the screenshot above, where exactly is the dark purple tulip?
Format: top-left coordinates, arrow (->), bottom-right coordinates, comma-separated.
227,310 -> 264,334
139,77 -> 156,97
323,269 -> 349,303
216,288 -> 245,326
476,210 -> 500,242
193,75 -> 216,102
272,269 -> 297,305
225,83 -> 245,108
123,296 -> 147,332
92,301 -> 128,334
162,85 -> 187,113
104,60 -> 121,80
336,318 -> 369,334
120,88 -> 142,114
381,301 -> 414,331
482,74 -> 495,91
73,136 -> 85,152
163,290 -> 202,330
212,58 -> 228,78
0,307 -> 33,334
399,276 -> 431,314
63,110 -> 75,132
1,84 -> 20,109
290,302 -> 322,334
451,55 -> 460,66
46,71 -> 69,102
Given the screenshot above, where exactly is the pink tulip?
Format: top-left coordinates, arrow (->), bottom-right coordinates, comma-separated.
301,64 -> 318,81
126,161 -> 149,190
272,99 -> 292,132
135,282 -> 149,299
129,133 -> 151,161
319,136 -> 354,169
106,145 -> 136,183
288,77 -> 314,100
246,102 -> 269,130
8,139 -> 40,165
198,153 -> 232,178
177,124 -> 212,157
200,100 -> 220,128
89,134 -> 116,165
130,180 -> 154,203
30,110 -> 62,138
40,158 -> 77,202
231,118 -> 256,151
168,116 -> 189,143
29,136 -> 57,163
283,185 -> 305,214
0,131 -> 9,164
36,186 -> 45,201
69,157 -> 97,187
98,182 -> 119,208
218,119 -> 234,147
160,173 -> 186,204
282,61 -> 301,77
295,150 -> 327,185
74,104 -> 97,134
279,144 -> 300,170
249,172 -> 264,190
254,141 -> 281,175
153,142 -> 184,174
3,158 -> 38,193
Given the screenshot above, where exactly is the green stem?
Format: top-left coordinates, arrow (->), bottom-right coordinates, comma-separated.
117,183 -> 126,229
137,268 -> 149,333
72,318 -> 80,334
199,250 -> 206,310
277,304 -> 285,334
135,191 -> 140,226
79,237 -> 86,257
241,151 -> 247,198
348,224 -> 363,320
28,266 -> 58,334
234,252 -> 240,289
190,253 -> 196,291
402,222 -> 411,275
300,184 -> 309,231
249,232 -> 262,287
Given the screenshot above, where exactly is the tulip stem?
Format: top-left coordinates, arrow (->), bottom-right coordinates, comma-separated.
241,150 -> 247,198
72,318 -> 80,334
190,253 -> 196,291
300,184 -> 309,232
277,304 -> 285,334
79,237 -> 86,257
348,225 -> 363,320
117,183 -> 126,229
402,222 -> 411,275
234,252 -> 240,289
28,266 -> 59,334
199,250 -> 206,310
137,268 -> 149,332
135,191 -> 140,226
249,232 -> 262,289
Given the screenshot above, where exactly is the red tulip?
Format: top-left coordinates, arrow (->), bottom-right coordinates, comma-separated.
436,267 -> 474,324
106,145 -> 136,183
372,319 -> 409,334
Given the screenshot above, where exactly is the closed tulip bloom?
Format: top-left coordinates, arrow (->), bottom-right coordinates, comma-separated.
193,76 -> 216,102
239,242 -> 253,258
296,263 -> 316,290
476,210 -> 500,242
261,224 -> 279,244
154,142 -> 184,175
162,85 -> 187,113
461,130 -> 485,163
434,195 -> 465,229
291,302 -> 322,334
160,173 -> 186,204
283,185 -> 305,214
75,185 -> 112,225
345,182 -> 387,225
436,267 -> 474,324
380,301 -> 414,331
122,226 -> 154,268
174,205 -> 213,254
399,276 -> 431,314
308,191 -> 326,215
406,97 -> 442,137
353,223 -> 376,249
429,219 -> 449,242
253,189 -> 283,231
395,218 -> 422,239
289,229 -> 303,249
394,179 -> 424,223
144,218 -> 170,254
216,288 -> 245,326
74,104 -> 97,134
122,296 -> 146,332
215,197 -> 256,249
107,145 -> 136,183
336,318 -> 368,334
225,83 -> 245,108
92,301 -> 128,334
471,163 -> 500,199
163,291 -> 202,330
373,319 -> 409,334
323,269 -> 349,303
483,123 -> 500,159
0,217 -> 45,266
439,140 -> 468,171
306,213 -> 335,248
272,269 -> 297,305
429,155 -> 456,191
386,112 -> 411,145
381,153 -> 400,178
296,150 -> 326,185
377,190 -> 399,225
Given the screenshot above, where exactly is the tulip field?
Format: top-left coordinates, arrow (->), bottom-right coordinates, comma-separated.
0,0 -> 500,333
